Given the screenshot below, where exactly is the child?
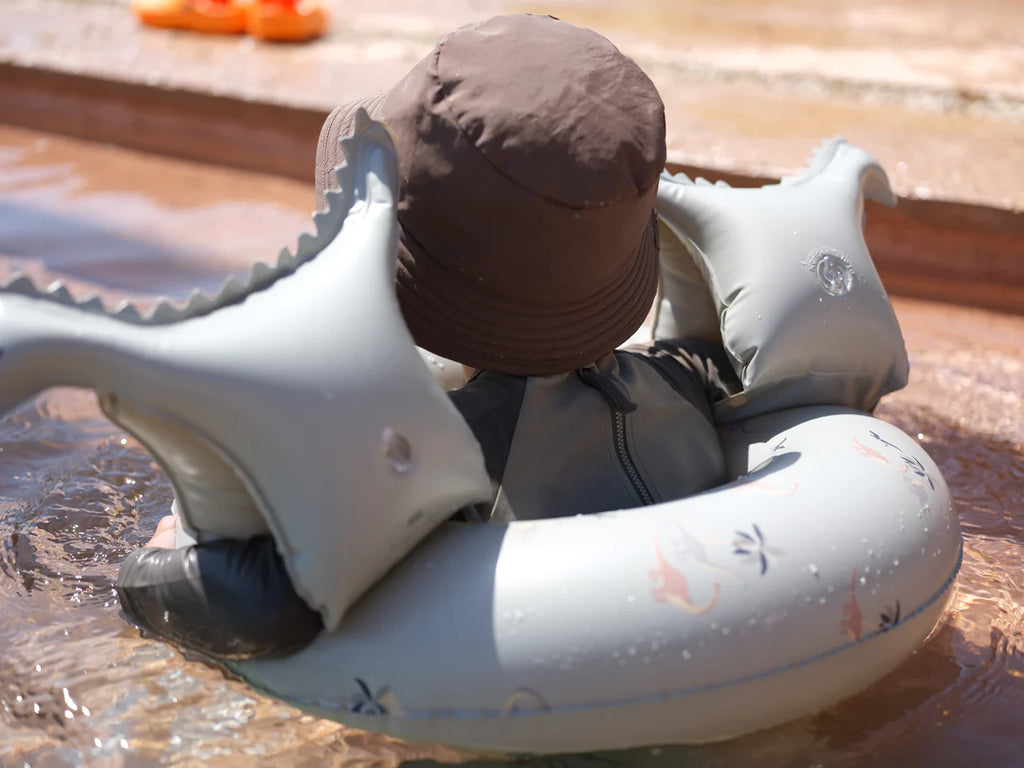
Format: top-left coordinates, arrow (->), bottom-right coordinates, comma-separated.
117,14 -> 740,657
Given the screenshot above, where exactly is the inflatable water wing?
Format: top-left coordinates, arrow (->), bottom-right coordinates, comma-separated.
655,137 -> 908,420
0,112 -> 491,630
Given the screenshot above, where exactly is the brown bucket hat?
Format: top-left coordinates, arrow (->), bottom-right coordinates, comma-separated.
315,14 -> 665,375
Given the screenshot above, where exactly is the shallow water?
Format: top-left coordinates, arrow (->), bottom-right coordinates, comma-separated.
0,126 -> 1021,767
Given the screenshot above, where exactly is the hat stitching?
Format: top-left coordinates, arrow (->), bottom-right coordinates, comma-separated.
316,105 -> 346,207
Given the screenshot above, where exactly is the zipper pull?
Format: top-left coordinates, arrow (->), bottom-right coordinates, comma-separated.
576,367 -> 637,413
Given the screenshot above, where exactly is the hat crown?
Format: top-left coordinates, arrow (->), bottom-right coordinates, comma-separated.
432,15 -> 665,208
316,14 -> 666,375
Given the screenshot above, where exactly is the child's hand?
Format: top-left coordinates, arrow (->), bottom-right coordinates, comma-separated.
144,514 -> 178,549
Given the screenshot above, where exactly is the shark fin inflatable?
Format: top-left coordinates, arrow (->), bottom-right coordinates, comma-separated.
655,137 -> 907,420
0,111 -> 492,629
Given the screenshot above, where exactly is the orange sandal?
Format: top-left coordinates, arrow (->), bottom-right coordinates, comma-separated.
245,0 -> 327,43
131,0 -> 247,34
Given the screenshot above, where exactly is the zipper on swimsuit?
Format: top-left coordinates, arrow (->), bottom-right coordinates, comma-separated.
576,366 -> 656,506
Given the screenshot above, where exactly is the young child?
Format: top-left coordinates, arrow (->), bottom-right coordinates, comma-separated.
116,14 -> 740,657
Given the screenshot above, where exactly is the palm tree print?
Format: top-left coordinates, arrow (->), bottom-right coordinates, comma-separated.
348,678 -> 395,715
733,524 -> 781,576
868,430 -> 935,490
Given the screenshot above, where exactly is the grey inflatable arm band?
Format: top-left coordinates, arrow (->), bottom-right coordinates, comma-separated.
653,138 -> 909,420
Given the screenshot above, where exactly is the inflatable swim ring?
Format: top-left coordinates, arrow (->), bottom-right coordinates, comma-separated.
0,114 -> 960,753
229,403 -> 960,754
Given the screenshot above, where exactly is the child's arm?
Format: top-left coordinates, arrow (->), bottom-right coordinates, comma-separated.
116,534 -> 323,659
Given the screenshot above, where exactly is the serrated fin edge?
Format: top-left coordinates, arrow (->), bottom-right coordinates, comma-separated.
0,115 -> 388,325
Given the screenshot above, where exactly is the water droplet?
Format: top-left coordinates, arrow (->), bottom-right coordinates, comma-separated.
382,427 -> 413,474
892,557 -> 901,567
808,563 -> 820,577
681,649 -> 692,660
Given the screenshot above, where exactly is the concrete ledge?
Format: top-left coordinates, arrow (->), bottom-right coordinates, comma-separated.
2,61 -> 1021,315
0,63 -> 325,183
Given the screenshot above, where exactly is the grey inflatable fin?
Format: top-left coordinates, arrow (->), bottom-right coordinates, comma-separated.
655,137 -> 907,419
0,111 -> 492,629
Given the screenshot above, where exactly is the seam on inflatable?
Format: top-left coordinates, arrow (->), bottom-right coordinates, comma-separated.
280,537 -> 964,722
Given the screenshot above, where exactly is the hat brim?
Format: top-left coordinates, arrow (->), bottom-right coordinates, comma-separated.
394,212 -> 660,375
